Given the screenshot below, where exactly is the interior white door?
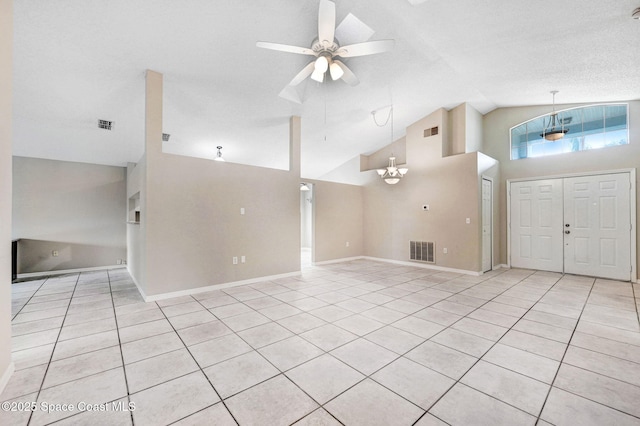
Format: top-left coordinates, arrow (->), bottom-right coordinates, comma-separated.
482,178 -> 492,272
510,179 -> 564,272
563,173 -> 631,280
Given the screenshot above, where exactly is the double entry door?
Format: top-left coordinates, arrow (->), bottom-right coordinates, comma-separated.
510,172 -> 632,281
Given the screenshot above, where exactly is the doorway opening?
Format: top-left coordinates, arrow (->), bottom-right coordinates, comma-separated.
300,183 -> 314,269
482,177 -> 493,273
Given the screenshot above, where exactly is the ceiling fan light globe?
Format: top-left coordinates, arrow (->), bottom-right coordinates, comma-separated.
310,68 -> 325,82
329,62 -> 344,80
314,56 -> 329,73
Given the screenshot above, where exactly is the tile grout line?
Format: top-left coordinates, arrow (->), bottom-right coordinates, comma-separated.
154,295 -> 243,426
106,269 -> 136,426
410,271 -> 566,425
632,281 -> 640,328
215,266 -> 514,422
10,279 -> 48,322
253,267 -> 525,423
26,273 -> 81,426
189,291 -> 346,425
534,276 -> 597,425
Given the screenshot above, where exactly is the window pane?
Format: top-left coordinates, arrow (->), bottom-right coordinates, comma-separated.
510,104 -> 628,160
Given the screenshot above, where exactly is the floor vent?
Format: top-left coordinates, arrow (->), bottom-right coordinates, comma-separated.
410,241 -> 435,263
98,119 -> 114,130
423,126 -> 439,137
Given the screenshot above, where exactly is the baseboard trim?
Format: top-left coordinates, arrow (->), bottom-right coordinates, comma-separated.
0,362 -> 15,397
126,269 -> 148,301
313,256 -> 365,266
493,264 -> 509,270
16,265 -> 126,280
362,256 -> 482,276
138,270 -> 303,302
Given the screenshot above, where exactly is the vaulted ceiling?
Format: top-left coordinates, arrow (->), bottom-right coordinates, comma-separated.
12,0 -> 640,178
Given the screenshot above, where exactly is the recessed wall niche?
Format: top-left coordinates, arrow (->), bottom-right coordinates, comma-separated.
128,192 -> 140,223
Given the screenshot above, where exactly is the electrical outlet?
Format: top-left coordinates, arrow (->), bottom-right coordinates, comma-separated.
345,241 -> 350,247
443,248 -> 448,254
241,256 -> 246,263
116,259 -> 122,265
52,250 -> 59,257
122,260 -> 127,265
466,218 -> 471,224
240,208 -> 245,215
233,256 -> 238,265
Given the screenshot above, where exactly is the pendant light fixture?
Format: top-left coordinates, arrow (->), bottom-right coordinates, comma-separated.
214,146 -> 225,162
376,156 -> 408,185
540,91 -> 569,141
372,106 -> 408,185
300,183 -> 311,191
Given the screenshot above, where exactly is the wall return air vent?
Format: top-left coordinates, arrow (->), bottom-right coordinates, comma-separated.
423,126 -> 439,137
410,241 -> 435,263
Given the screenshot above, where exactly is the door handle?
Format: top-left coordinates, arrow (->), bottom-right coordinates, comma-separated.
565,224 -> 570,227
565,230 -> 570,234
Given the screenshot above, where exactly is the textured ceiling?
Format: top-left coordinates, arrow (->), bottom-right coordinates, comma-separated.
12,0 -> 640,178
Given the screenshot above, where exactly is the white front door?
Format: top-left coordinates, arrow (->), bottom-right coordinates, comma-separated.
510,179 -> 564,272
563,173 -> 632,281
482,178 -> 492,272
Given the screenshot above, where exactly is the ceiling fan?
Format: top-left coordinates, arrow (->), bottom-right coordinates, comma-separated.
256,0 -> 394,102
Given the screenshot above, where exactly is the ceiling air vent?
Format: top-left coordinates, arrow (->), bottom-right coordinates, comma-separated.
423,126 -> 439,138
98,119 -> 114,130
410,241 -> 435,263
162,133 -> 170,142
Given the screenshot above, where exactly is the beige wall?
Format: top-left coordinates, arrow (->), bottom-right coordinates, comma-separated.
447,104 -> 466,156
308,180 -> 364,263
363,108 -> 487,272
12,157 -> 127,273
130,72 -> 302,297
483,100 -> 640,278
0,0 -> 13,391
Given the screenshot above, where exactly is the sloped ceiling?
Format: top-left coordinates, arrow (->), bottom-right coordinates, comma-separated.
12,0 -> 640,178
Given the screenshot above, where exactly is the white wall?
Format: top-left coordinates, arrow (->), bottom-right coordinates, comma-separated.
12,157 -> 127,273
0,0 -> 13,394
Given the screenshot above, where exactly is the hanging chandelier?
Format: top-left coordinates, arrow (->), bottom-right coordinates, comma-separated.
372,106 -> 408,184
376,156 -> 408,185
540,91 -> 569,141
214,146 -> 225,162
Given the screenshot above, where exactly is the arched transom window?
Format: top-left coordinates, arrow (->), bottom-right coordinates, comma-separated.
510,104 -> 628,160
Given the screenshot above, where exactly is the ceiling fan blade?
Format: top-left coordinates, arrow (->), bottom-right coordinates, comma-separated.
278,85 -> 303,104
256,42 -> 315,56
318,0 -> 336,46
335,13 -> 374,45
289,62 -> 315,86
333,60 -> 359,86
335,40 -> 395,58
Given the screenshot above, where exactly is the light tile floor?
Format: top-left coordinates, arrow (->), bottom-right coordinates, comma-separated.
2,260 -> 640,425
